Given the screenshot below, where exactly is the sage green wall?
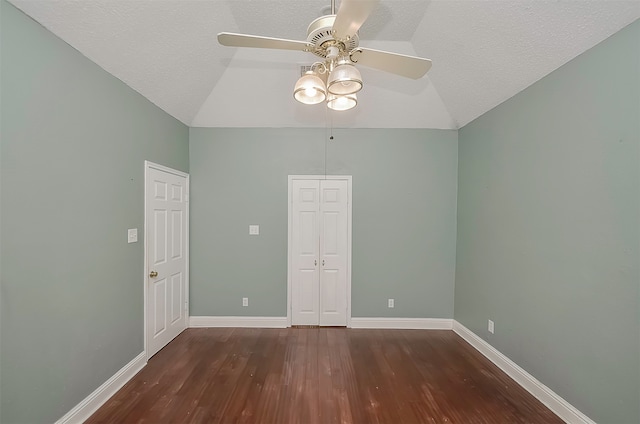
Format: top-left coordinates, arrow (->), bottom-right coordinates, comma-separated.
455,21 -> 639,424
0,3 -> 189,423
189,128 -> 458,318
0,2 -> 4,422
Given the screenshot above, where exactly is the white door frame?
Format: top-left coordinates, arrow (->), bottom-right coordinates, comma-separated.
144,160 -> 190,361
287,175 -> 352,327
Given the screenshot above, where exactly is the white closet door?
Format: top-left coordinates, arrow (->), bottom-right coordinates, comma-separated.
319,180 -> 348,326
291,180 -> 320,325
291,178 -> 348,326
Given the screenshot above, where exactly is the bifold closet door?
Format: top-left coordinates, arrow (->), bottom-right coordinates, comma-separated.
291,179 -> 348,326
318,180 -> 348,326
291,180 -> 320,325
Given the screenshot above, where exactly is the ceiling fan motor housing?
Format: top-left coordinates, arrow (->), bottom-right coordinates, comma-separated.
306,15 -> 359,58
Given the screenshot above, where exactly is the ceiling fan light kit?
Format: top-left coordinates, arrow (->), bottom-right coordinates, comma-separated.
292,57 -> 361,109
218,0 -> 432,112
327,93 -> 357,111
326,59 -> 363,96
293,70 -> 327,105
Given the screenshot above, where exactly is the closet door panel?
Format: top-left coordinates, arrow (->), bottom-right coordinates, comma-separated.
319,180 -> 348,326
291,180 -> 320,325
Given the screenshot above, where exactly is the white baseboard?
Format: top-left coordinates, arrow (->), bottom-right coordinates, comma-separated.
453,321 -> 595,424
189,316 -> 288,328
350,317 -> 453,330
189,316 -> 452,330
55,352 -> 146,424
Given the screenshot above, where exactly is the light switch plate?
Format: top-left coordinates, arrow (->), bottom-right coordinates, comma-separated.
249,225 -> 260,235
128,228 -> 138,243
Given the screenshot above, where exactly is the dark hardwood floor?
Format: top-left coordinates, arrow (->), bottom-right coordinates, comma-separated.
86,328 -> 563,424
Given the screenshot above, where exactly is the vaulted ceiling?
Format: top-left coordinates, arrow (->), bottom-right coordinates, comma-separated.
8,0 -> 639,129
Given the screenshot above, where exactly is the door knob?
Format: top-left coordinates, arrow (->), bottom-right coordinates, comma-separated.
149,270 -> 158,278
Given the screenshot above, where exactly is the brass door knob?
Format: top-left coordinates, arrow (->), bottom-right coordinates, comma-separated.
149,271 -> 158,278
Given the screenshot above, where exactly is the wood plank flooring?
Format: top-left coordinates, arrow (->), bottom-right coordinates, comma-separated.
86,328 -> 563,424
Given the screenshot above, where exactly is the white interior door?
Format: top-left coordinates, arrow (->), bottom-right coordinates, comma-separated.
145,162 -> 189,358
319,180 -> 348,326
290,177 -> 350,326
291,180 -> 320,325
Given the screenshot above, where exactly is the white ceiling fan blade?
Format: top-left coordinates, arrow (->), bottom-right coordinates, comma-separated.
332,0 -> 380,41
218,32 -> 311,51
350,48 -> 432,79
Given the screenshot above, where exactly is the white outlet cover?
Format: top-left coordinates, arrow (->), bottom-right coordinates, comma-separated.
127,228 -> 138,243
388,299 -> 394,308
488,319 -> 495,334
249,225 -> 259,235
242,297 -> 249,306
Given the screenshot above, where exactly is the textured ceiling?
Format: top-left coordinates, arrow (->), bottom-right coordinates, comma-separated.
8,0 -> 640,129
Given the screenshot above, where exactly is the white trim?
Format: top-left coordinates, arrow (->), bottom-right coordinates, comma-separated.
189,316 -> 288,328
55,352 -> 146,424
287,175 -> 353,327
350,317 -> 453,330
453,321 -> 595,424
144,161 -> 190,361
145,161 -> 189,179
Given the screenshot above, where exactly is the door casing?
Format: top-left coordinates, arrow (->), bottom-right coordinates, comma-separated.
287,175 -> 352,327
144,160 -> 190,360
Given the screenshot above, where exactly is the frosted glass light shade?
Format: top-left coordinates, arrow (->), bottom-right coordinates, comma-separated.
293,71 -> 327,105
327,62 -> 362,95
326,93 -> 357,111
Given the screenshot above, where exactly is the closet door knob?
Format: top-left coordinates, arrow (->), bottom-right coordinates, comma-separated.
149,271 -> 158,278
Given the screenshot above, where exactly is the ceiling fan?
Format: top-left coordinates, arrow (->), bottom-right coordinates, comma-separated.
218,0 -> 432,111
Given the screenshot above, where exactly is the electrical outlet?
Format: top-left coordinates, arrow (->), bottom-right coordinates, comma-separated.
242,297 -> 249,307
388,298 -> 394,308
488,319 -> 495,334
